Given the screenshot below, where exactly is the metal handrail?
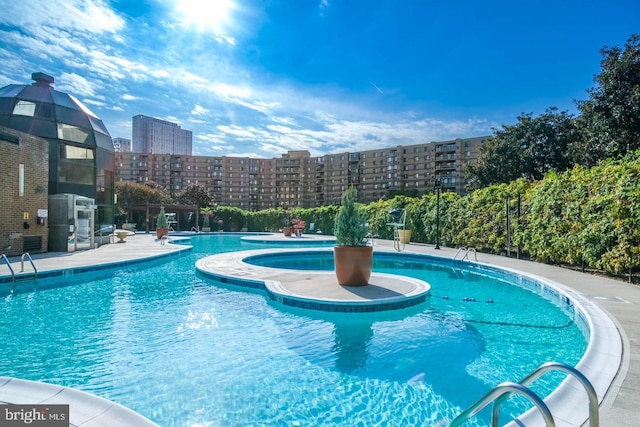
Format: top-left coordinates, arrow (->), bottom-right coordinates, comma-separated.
1,254 -> 15,281
491,362 -> 599,427
20,252 -> 38,277
450,381 -> 555,427
160,235 -> 168,245
463,247 -> 477,261
453,247 -> 477,261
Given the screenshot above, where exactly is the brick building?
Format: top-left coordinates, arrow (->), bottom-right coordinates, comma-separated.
0,127 -> 49,256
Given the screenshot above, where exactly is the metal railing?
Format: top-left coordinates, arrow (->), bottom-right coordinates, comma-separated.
491,362 -> 599,427
450,361 -> 598,427
1,254 -> 15,281
450,381 -> 555,427
453,247 -> 477,261
20,252 -> 38,278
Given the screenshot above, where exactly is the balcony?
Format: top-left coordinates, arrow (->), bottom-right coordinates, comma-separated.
436,144 -> 457,152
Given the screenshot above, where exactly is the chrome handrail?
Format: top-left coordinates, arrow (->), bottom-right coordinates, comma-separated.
463,247 -> 477,261
453,247 -> 466,260
450,381 -> 555,427
20,252 -> 38,277
492,362 -> 598,427
451,361 -> 598,427
1,254 -> 15,281
453,247 -> 477,261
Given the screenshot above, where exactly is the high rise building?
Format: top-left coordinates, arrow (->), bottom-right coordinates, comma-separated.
132,114 -> 192,155
115,136 -> 489,210
112,137 -> 131,152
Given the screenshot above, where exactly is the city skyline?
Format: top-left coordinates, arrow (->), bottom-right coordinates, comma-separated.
0,0 -> 637,159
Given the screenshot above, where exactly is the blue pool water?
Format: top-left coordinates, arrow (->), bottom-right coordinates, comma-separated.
0,234 -> 587,426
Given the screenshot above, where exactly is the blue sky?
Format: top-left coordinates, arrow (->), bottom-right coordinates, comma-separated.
0,0 -> 637,157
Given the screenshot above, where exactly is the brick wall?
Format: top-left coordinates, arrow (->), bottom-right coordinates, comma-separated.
0,126 -> 49,256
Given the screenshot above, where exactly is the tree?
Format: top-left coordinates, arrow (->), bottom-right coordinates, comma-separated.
174,184 -> 212,209
466,108 -> 577,189
334,187 -> 369,246
115,181 -> 172,221
572,34 -> 640,166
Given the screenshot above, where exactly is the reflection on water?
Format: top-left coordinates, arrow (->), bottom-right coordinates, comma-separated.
280,304 -> 489,410
332,321 -> 374,373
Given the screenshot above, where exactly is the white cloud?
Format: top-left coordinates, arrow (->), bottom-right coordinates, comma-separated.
215,35 -> 236,46
271,116 -> 298,126
191,104 -> 210,116
57,72 -> 98,97
0,0 -> 124,34
122,94 -> 141,101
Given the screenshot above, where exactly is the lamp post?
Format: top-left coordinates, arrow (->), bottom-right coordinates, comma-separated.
434,179 -> 442,250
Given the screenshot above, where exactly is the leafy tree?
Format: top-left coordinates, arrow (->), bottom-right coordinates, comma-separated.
572,34 -> 640,166
422,191 -> 459,247
466,108 -> 577,189
115,181 -> 172,221
215,206 -> 247,232
174,184 -> 212,209
448,179 -> 531,254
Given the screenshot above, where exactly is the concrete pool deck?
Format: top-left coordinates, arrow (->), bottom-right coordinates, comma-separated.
0,231 -> 638,426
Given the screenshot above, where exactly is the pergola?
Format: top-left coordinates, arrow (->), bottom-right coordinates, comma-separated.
130,204 -> 199,233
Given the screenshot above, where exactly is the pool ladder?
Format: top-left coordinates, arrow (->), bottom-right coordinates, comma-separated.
453,246 -> 477,261
1,254 -> 14,281
450,361 -> 598,427
1,253 -> 38,282
20,252 -> 38,278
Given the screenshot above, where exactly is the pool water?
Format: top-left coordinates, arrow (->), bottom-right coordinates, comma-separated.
0,234 -> 587,426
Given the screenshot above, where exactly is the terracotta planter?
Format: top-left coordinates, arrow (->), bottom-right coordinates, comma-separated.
156,227 -> 169,239
334,246 -> 373,286
283,226 -> 292,237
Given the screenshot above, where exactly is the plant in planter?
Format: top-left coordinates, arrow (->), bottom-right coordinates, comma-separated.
282,212 -> 292,237
156,206 -> 169,239
333,187 -> 372,286
291,218 -> 306,237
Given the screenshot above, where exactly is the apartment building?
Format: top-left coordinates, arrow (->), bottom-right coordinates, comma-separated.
132,114 -> 192,155
112,137 -> 131,152
115,136 -> 488,210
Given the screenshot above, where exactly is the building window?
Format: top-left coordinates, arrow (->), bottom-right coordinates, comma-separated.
13,101 -> 36,116
57,123 -> 89,144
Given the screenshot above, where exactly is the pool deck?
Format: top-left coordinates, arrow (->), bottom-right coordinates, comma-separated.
1,232 -> 639,426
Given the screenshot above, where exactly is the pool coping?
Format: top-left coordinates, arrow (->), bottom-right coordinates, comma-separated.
0,377 -> 158,427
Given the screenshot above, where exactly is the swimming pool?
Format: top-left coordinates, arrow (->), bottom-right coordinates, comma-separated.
0,234 -> 588,426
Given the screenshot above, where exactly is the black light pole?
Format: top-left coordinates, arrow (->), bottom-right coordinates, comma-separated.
434,179 -> 442,250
